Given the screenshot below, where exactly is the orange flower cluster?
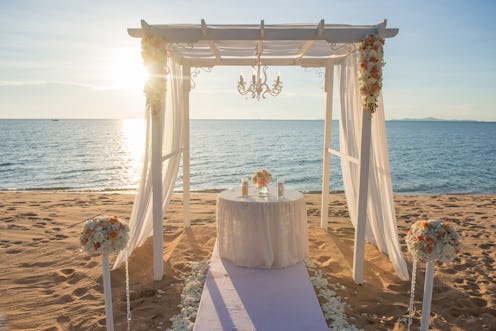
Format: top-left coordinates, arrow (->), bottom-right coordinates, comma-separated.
358,33 -> 385,116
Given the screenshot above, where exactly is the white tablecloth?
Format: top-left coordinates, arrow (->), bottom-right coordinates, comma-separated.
216,187 -> 308,268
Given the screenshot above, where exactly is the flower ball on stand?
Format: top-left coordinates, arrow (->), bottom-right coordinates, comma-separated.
405,219 -> 461,331
406,219 -> 461,264
80,215 -> 129,331
80,215 -> 129,255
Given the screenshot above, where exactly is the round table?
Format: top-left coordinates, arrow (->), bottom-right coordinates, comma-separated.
216,187 -> 308,268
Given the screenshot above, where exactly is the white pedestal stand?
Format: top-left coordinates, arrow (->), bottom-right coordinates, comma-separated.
420,261 -> 434,331
102,254 -> 115,331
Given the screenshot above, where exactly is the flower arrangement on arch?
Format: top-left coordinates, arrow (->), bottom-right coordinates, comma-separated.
406,219 -> 461,263
251,169 -> 272,188
141,34 -> 168,111
80,215 -> 129,256
358,33 -> 385,116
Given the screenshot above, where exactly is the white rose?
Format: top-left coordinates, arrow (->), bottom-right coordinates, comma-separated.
93,231 -> 105,243
367,78 -> 377,85
442,245 -> 455,258
367,96 -> 377,104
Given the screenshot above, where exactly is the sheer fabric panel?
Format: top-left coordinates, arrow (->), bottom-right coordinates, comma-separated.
114,59 -> 185,268
337,52 -> 409,281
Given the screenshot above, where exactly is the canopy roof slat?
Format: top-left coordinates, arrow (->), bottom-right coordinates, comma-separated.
201,19 -> 221,60
132,19 -> 397,68
183,56 -> 347,68
129,20 -> 397,42
296,19 -> 325,59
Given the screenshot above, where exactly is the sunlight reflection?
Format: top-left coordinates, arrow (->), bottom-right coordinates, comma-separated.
121,118 -> 145,188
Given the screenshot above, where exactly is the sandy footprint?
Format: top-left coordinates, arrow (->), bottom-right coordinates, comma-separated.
6,248 -> 23,254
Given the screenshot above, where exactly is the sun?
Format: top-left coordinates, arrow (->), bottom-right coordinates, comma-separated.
109,47 -> 148,90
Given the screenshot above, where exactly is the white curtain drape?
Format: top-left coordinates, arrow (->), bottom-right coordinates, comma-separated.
114,58 -> 185,268
337,51 -> 409,281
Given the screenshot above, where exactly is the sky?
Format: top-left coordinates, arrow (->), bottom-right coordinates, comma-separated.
0,0 -> 495,121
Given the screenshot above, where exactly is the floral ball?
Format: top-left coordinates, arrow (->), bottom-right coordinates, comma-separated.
80,215 -> 129,256
251,169 -> 272,186
406,219 -> 461,263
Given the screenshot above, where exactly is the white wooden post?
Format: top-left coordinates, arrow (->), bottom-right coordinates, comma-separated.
182,65 -> 191,228
151,96 -> 164,281
352,111 -> 372,284
102,254 -> 114,331
320,63 -> 334,230
420,261 -> 435,331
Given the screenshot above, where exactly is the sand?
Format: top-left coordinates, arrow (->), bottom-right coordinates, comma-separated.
0,191 -> 495,330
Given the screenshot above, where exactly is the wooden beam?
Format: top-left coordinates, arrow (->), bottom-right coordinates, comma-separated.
201,19 -> 221,61
328,148 -> 359,164
296,19 -> 324,59
353,111 -> 373,284
183,56 -> 347,68
257,19 -> 264,57
128,23 -> 399,42
182,65 -> 191,228
320,63 -> 334,230
151,97 -> 164,281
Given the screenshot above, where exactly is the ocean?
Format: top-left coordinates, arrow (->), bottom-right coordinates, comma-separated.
0,119 -> 494,194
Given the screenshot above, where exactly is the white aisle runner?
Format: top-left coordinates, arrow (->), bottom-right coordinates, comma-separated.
194,244 -> 328,331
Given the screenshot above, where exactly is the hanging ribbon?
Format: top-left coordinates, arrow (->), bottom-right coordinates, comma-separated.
125,250 -> 132,331
407,254 -> 418,331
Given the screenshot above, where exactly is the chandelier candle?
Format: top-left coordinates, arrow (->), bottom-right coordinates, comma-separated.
237,49 -> 282,100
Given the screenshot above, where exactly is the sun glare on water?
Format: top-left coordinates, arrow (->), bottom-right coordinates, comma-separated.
121,118 -> 145,187
110,48 -> 148,91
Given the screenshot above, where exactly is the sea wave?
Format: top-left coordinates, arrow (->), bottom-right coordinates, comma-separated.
0,119 -> 494,194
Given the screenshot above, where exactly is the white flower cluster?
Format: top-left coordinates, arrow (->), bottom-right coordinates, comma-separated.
141,34 -> 168,112
80,215 -> 129,256
305,259 -> 363,331
167,261 -> 209,331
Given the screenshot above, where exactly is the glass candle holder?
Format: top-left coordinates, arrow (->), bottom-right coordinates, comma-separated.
277,179 -> 284,198
241,178 -> 249,197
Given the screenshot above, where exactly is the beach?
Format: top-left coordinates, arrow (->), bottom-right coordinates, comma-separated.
0,191 -> 495,330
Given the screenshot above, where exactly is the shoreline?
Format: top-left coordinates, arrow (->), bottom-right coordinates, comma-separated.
2,188 -> 496,196
0,191 -> 494,330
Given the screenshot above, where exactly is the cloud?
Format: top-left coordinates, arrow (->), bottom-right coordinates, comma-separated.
0,80 -> 116,91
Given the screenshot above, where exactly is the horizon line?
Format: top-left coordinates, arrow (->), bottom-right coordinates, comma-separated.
0,117 -> 493,123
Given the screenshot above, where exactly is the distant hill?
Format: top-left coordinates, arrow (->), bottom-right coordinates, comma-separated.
390,117 -> 479,122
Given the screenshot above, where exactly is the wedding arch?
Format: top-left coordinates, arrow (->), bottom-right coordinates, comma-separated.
113,19 -> 409,283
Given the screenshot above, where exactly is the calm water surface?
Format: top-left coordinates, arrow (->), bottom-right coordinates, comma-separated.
0,119 -> 494,194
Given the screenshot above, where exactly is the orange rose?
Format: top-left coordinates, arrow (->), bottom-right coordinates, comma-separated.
424,237 -> 435,245
108,230 -> 119,240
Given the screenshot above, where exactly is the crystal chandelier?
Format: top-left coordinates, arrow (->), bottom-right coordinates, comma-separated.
237,54 -> 282,100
